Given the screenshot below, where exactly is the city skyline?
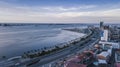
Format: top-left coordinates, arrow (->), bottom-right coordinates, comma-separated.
0,0 -> 120,23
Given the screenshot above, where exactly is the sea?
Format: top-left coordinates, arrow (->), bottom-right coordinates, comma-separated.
0,24 -> 88,59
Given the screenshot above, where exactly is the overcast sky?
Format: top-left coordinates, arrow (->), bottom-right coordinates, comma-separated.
0,0 -> 120,23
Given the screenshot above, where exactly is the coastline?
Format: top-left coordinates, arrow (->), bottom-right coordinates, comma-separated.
0,27 -> 88,61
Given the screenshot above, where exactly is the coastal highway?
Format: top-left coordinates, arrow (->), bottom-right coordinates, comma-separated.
17,29 -> 100,67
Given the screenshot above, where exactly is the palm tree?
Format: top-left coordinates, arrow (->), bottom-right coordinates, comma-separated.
38,49 -> 39,51
44,47 -> 47,50
2,56 -> 6,59
27,51 -> 30,53
34,50 -> 37,52
55,46 -> 59,49
24,52 -> 26,54
31,50 -> 33,53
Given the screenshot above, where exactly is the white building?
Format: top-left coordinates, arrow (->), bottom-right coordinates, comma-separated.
101,29 -> 109,42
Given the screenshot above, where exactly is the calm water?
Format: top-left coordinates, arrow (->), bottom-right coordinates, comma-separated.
0,24 -> 87,59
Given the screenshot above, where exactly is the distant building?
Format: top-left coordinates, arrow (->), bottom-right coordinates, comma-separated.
109,26 -> 120,42
100,21 -> 104,29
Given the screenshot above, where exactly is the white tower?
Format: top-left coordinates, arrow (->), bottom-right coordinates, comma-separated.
101,29 -> 108,41
100,25 -> 109,42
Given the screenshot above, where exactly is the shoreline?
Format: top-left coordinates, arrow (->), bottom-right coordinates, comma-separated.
0,28 -> 89,62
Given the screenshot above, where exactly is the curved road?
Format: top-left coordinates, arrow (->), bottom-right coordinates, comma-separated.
17,29 -> 100,67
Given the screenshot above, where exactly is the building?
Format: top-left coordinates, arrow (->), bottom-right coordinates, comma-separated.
100,21 -> 104,29
100,26 -> 110,42
109,26 -> 120,42
63,22 -> 120,67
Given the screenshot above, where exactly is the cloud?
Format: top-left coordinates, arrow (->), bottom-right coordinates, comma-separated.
39,5 -> 96,12
0,1 -> 120,23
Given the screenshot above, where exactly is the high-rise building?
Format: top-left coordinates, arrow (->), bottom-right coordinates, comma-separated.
100,25 -> 109,42
100,21 -> 104,29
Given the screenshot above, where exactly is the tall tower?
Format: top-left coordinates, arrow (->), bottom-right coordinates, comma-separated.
100,21 -> 104,29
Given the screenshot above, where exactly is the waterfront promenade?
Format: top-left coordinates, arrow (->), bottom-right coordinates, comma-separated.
25,28 -> 100,67
0,27 -> 100,67
39,28 -> 100,67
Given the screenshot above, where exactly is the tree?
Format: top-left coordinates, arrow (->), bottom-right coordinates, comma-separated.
2,56 -> 6,59
55,46 -> 59,49
34,50 -> 37,52
27,51 -> 30,53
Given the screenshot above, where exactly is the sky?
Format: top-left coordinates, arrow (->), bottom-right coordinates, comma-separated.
0,0 -> 120,23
